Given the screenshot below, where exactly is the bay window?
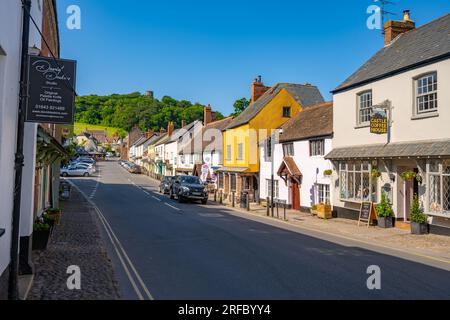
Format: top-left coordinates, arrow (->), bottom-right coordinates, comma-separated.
339,161 -> 377,202
428,159 -> 450,215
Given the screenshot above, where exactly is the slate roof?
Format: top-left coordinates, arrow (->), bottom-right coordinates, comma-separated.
325,139 -> 450,160
280,102 -> 333,142
226,83 -> 324,130
333,13 -> 450,93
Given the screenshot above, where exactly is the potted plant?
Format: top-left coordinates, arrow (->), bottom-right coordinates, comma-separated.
32,219 -> 51,250
415,173 -> 423,185
376,193 -> 394,228
316,203 -> 332,219
310,204 -> 318,215
401,170 -> 416,181
323,169 -> 333,177
410,195 -> 428,235
45,208 -> 62,225
371,168 -> 381,179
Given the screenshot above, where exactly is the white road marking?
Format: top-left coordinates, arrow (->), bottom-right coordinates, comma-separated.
164,203 -> 181,211
152,196 -> 161,202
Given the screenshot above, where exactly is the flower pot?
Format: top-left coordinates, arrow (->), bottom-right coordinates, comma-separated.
411,222 -> 428,235
377,216 -> 393,228
316,204 -> 332,219
32,229 -> 51,250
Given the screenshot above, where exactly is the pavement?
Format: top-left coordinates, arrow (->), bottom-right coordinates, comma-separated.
66,160 -> 450,300
27,185 -> 120,300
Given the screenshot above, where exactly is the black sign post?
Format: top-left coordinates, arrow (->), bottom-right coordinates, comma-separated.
26,56 -> 76,124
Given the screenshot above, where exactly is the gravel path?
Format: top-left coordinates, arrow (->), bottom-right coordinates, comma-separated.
28,187 -> 120,300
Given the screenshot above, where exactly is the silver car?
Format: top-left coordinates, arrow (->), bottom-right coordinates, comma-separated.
61,164 -> 95,177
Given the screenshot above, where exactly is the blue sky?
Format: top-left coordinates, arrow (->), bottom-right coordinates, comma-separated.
57,0 -> 449,116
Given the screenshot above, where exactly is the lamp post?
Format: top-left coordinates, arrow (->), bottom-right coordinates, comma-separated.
9,0 -> 32,300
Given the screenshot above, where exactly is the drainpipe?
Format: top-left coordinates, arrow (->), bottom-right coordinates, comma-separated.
9,0 -> 32,300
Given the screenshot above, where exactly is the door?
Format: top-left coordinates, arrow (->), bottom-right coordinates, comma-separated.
292,181 -> 300,210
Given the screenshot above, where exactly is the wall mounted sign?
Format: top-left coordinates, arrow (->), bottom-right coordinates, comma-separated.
26,56 -> 77,124
370,108 -> 388,135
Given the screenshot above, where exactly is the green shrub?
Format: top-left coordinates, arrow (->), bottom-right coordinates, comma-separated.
410,195 -> 427,224
376,193 -> 393,218
33,222 -> 50,232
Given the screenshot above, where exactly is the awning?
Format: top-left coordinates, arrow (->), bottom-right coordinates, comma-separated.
37,126 -> 70,165
176,167 -> 192,173
277,157 -> 302,184
325,140 -> 450,160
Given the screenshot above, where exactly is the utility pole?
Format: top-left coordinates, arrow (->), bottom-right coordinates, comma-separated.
9,0 -> 32,300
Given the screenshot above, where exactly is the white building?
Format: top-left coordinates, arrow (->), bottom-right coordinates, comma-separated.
260,102 -> 333,210
326,12 -> 450,235
0,0 -> 50,298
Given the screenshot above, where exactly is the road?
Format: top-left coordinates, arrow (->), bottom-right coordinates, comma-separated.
69,161 -> 450,300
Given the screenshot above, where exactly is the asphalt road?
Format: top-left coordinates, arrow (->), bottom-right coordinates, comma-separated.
69,161 -> 450,300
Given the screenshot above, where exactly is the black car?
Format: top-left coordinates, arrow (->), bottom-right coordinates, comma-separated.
169,175 -> 208,204
159,176 -> 174,194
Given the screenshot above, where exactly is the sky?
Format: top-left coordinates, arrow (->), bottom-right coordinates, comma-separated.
57,0 -> 449,116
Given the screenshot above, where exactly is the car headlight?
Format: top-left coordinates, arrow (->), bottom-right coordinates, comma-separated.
181,187 -> 190,193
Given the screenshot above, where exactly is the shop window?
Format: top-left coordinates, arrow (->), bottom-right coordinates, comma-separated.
339,161 -> 377,202
428,160 -> 450,215
218,173 -> 224,189
230,174 -> 237,191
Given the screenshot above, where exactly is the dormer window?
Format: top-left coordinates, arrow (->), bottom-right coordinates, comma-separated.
282,107 -> 291,118
357,90 -> 373,125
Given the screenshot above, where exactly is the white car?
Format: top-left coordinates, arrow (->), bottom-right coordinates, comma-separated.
61,164 -> 95,177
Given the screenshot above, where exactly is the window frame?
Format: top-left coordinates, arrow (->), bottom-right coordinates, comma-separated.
266,179 -> 279,199
427,159 -> 450,216
226,145 -> 232,161
317,184 -> 330,205
237,143 -> 244,160
356,90 -> 373,126
282,106 -> 291,118
282,143 -> 294,157
414,72 -> 438,116
339,161 -> 378,203
309,139 -> 325,157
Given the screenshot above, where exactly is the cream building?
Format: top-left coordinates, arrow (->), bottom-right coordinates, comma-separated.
326,12 -> 450,235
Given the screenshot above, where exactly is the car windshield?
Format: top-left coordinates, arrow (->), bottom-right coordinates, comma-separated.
180,176 -> 201,184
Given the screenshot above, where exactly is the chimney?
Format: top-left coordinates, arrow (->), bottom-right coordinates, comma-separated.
181,120 -> 187,128
204,104 -> 213,125
384,10 -> 415,46
160,127 -> 167,135
251,76 -> 271,103
145,129 -> 154,139
167,121 -> 175,136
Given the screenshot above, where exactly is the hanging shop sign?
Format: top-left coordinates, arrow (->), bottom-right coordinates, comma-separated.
26,56 -> 77,124
370,107 -> 388,135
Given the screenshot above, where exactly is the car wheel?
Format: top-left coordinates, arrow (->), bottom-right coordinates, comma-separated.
178,194 -> 185,203
83,172 -> 90,177
62,172 -> 68,177
169,190 -> 174,199
201,199 -> 207,205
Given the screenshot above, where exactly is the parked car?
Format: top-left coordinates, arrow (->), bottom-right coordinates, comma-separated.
128,164 -> 141,174
61,164 -> 95,177
170,175 -> 208,204
159,176 -> 174,194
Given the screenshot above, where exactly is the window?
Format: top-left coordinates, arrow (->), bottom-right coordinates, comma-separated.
230,174 -> 237,191
283,143 -> 294,157
339,161 -> 377,202
189,154 -> 193,164
180,154 -> 185,164
218,173 -> 224,189
317,184 -> 330,205
415,73 -> 438,114
237,143 -> 243,160
358,90 -> 373,125
310,140 -> 324,156
428,160 -> 450,215
266,179 -> 279,199
226,145 -> 232,161
282,106 -> 291,118
265,138 -> 272,161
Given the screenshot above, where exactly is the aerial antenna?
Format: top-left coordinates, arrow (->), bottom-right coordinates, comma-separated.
375,0 -> 397,35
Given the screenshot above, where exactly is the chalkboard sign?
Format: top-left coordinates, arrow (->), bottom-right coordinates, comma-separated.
358,202 -> 376,227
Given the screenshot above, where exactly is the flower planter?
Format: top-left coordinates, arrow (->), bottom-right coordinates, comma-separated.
32,229 -> 51,251
316,204 -> 332,219
377,216 -> 393,228
411,222 -> 428,235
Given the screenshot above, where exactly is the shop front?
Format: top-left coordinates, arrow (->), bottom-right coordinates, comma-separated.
326,140 -> 450,235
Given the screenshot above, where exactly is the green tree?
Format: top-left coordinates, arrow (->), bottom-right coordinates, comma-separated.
232,97 -> 250,116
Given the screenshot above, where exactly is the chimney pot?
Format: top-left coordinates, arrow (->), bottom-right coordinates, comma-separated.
204,104 -> 213,125
251,77 -> 271,103
384,10 -> 415,46
403,10 -> 411,22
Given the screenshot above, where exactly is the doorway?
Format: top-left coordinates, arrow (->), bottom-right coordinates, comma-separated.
400,167 -> 419,221
291,180 -> 300,210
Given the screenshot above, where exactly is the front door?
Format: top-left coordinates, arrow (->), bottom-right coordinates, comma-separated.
291,181 -> 300,210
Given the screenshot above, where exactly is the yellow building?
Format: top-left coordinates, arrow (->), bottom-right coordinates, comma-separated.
218,79 -> 324,203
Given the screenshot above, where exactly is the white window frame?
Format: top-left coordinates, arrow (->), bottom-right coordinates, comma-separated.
414,72 -> 438,115
226,145 -> 232,161
266,179 -> 279,199
237,143 -> 243,160
310,139 -> 325,157
339,161 -> 378,203
427,159 -> 450,217
357,90 -> 373,125
283,143 -> 294,157
317,184 -> 330,205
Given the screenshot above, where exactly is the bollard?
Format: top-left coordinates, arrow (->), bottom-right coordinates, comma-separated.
284,205 -> 287,221
266,197 -> 270,216
232,192 -> 235,208
214,190 -> 217,202
219,191 -> 223,205
246,192 -> 250,212
276,202 -> 279,219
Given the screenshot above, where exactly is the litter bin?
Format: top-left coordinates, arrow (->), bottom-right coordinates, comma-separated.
240,191 -> 248,209
59,181 -> 71,201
